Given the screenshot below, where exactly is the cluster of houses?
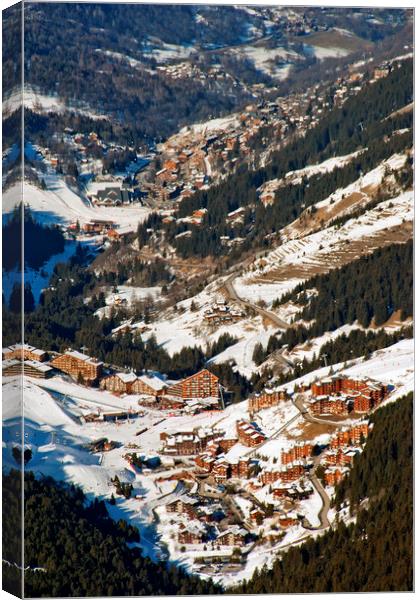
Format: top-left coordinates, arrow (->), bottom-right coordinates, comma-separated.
259,460 -> 312,485
165,494 -> 250,548
203,299 -> 244,326
159,426 -> 226,456
308,375 -> 389,416
248,389 -> 287,416
67,218 -> 130,243
320,420 -> 371,486
2,343 -> 224,414
194,436 -> 253,483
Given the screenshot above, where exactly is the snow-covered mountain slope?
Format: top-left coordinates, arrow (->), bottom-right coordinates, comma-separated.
279,338 -> 414,402
237,188 -> 412,301
3,170 -> 150,232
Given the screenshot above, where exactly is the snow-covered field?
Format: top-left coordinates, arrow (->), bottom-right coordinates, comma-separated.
3,86 -> 108,120
130,281 -> 279,376
3,143 -> 150,232
232,44 -> 298,80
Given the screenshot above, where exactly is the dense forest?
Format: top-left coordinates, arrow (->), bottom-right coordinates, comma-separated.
2,204 -> 66,272
233,393 -> 413,593
2,471 -> 220,597
262,240 -> 413,360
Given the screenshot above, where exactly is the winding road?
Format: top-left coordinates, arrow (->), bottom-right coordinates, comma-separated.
291,394 -> 336,530
222,273 -> 290,330
304,453 -> 331,531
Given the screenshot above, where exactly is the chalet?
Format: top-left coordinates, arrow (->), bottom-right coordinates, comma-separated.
279,512 -> 299,528
165,369 -> 220,401
226,207 -> 245,223
100,372 -> 137,394
2,359 -> 53,379
111,320 -> 133,336
217,525 -> 248,547
166,496 -> 198,518
132,374 -> 167,397
178,522 -> 206,545
3,344 -> 47,362
236,420 -> 266,447
195,453 -> 215,472
50,350 -> 103,384
92,186 -> 131,206
82,220 -> 115,234
249,509 -> 265,525
213,458 -> 230,482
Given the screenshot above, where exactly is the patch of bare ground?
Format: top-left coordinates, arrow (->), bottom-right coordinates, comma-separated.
297,29 -> 373,53
385,102 -> 413,121
368,309 -> 413,330
250,221 -> 412,284
284,190 -> 368,239
285,420 -> 338,442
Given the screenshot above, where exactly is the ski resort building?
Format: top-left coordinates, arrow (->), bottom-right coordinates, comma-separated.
99,372 -> 167,396
100,372 -> 138,394
281,442 -> 313,465
50,350 -> 103,384
308,395 -> 350,416
217,526 -> 248,547
236,420 -> 266,447
324,468 -> 347,487
330,422 -> 370,449
165,368 -> 220,401
166,496 -> 199,518
2,344 -> 47,362
248,389 -> 287,415
2,358 -> 53,379
160,427 -> 222,456
178,522 -> 206,545
132,375 -> 167,397
259,460 -> 310,485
